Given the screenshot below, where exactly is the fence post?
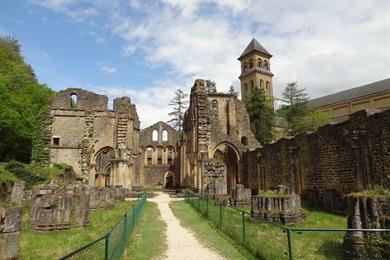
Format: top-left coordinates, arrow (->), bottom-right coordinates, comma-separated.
104,234 -> 109,260
123,213 -> 127,240
132,205 -> 135,231
242,211 -> 246,243
206,197 -> 209,217
219,203 -> 222,227
287,228 -> 292,260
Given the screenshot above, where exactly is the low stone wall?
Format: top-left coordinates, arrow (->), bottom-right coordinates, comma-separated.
0,181 -> 24,259
343,195 -> 390,259
29,184 -> 90,232
89,187 -> 115,209
251,187 -> 305,224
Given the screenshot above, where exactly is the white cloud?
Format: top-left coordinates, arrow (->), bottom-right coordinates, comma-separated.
100,66 -> 117,74
29,0 -> 390,126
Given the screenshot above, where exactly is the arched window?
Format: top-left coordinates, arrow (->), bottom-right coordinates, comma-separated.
167,147 -> 174,165
157,147 -> 163,165
266,82 -> 270,96
250,80 -> 254,89
249,59 -> 254,68
244,83 -> 248,91
70,94 -> 78,108
260,79 -> 264,88
146,147 -> 153,165
152,130 -> 158,142
243,62 -> 248,72
257,58 -> 262,67
162,130 -> 168,142
264,60 -> 268,69
211,99 -> 218,116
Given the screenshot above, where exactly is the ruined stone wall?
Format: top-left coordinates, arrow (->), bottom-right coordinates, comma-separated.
181,79 -> 260,192
243,110 -> 390,212
48,88 -> 141,189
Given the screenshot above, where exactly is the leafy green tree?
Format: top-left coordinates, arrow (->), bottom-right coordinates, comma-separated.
168,89 -> 188,131
245,88 -> 274,144
0,36 -> 53,162
278,82 -> 309,135
205,80 -> 217,93
296,110 -> 331,133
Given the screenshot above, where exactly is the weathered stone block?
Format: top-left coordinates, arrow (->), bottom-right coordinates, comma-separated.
0,232 -> 20,260
232,184 -> 251,206
29,184 -> 90,232
89,187 -> 115,209
251,187 -> 305,224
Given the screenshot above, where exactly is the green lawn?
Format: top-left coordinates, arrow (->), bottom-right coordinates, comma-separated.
170,200 -> 256,260
21,201 -> 134,259
187,197 -> 347,259
122,201 -> 167,260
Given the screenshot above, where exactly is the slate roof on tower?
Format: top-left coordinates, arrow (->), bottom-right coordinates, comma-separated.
238,38 -> 272,60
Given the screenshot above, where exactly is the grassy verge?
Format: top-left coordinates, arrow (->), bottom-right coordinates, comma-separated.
187,197 -> 347,259
122,201 -> 167,260
170,201 -> 256,260
21,201 -> 134,259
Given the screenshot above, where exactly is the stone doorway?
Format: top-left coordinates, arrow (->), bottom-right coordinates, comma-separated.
94,147 -> 114,187
164,171 -> 174,188
213,143 -> 240,195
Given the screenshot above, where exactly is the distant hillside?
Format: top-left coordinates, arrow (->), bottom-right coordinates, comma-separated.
0,36 -> 53,162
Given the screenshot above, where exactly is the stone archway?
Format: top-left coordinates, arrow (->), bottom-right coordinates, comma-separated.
164,171 -> 174,188
93,147 -> 114,187
212,142 -> 241,195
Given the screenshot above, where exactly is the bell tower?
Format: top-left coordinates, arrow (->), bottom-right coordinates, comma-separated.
238,38 -> 274,102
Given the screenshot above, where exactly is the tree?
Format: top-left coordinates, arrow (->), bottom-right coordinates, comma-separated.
245,88 -> 274,144
278,82 -> 309,135
205,80 -> 217,93
295,110 -> 331,133
167,89 -> 189,131
0,36 -> 53,163
228,85 -> 238,97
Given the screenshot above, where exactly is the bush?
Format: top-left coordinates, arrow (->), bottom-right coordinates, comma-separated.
0,164 -> 18,184
4,161 -> 45,189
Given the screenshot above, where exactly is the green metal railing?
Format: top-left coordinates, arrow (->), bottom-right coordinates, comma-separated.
186,193 -> 390,259
60,192 -> 147,260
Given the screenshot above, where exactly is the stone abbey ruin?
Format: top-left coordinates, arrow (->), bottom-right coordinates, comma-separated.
18,38 -> 389,258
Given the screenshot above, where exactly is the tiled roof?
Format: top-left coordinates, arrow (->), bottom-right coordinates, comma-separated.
238,38 -> 272,60
308,78 -> 390,109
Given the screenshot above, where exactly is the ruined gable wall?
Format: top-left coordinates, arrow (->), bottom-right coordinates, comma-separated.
139,121 -> 179,187
243,110 -> 390,213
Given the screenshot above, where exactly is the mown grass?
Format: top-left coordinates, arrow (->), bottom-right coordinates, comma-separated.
122,201 -> 167,260
187,197 -> 347,259
21,201 -> 134,259
170,200 -> 256,260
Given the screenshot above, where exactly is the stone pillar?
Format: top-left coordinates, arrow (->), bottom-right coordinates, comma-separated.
343,195 -> 389,259
0,181 -> 24,260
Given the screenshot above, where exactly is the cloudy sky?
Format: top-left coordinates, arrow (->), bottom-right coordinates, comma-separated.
1,0 -> 389,127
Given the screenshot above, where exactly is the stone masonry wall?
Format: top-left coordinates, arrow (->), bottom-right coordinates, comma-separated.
243,110 -> 390,213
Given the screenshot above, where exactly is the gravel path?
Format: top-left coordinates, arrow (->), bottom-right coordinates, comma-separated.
149,192 -> 225,260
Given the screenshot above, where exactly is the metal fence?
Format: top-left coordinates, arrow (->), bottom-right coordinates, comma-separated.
60,192 -> 147,260
186,193 -> 390,260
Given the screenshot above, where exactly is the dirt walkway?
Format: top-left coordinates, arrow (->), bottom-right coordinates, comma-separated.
148,192 -> 224,260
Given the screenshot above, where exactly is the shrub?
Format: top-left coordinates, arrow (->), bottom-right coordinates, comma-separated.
4,161 -> 45,189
